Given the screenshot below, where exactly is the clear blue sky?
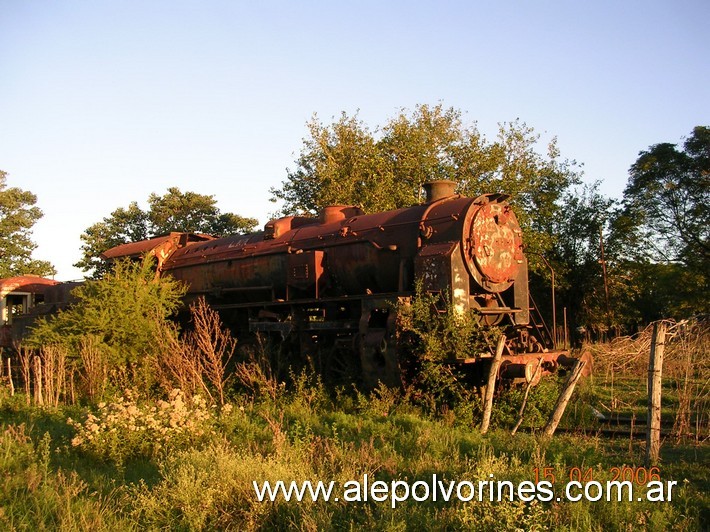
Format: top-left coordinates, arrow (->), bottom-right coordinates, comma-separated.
1,1 -> 708,280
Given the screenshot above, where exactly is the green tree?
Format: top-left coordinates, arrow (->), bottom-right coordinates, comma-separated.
617,126 -> 710,318
147,188 -> 256,235
28,258 -> 186,388
271,112 -> 391,213
76,187 -> 258,277
544,183 -> 619,336
271,104 -> 580,257
622,126 -> 710,271
0,170 -> 55,278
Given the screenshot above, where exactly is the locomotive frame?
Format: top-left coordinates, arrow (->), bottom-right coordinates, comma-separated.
149,180 -> 577,387
3,181 -> 584,389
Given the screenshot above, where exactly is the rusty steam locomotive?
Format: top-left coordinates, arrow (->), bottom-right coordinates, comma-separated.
105,180 -> 576,386
2,180 -> 578,387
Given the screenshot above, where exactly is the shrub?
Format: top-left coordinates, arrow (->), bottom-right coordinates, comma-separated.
68,389 -> 217,467
493,377 -> 562,428
396,283 -> 499,416
154,298 -> 237,405
28,258 -> 186,393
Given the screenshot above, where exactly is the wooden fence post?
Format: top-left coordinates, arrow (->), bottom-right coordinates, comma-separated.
19,347 -> 31,405
7,357 -> 14,396
480,335 -> 506,434
33,355 -> 44,406
511,357 -> 543,436
646,322 -> 666,467
543,359 -> 587,437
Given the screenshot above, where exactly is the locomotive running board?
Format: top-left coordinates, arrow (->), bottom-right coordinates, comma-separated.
210,291 -> 413,310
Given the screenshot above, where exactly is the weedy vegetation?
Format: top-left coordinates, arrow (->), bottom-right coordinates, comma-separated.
0,265 -> 707,530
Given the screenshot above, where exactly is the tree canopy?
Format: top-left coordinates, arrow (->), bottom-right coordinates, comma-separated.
273,112 -> 710,327
621,126 -> 709,273
613,126 -> 710,320
0,170 -> 55,278
545,127 -> 710,332
270,104 -> 580,256
545,183 -> 617,333
76,187 -> 258,277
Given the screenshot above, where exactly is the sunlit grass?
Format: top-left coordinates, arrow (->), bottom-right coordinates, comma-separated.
0,376 -> 706,530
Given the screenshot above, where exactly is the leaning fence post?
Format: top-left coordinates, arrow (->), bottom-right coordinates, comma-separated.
543,358 -> 587,437
511,357 -> 543,436
480,335 -> 506,434
645,321 -> 666,467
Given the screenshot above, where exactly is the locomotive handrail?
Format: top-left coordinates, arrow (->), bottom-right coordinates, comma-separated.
477,307 -> 522,314
189,285 -> 274,294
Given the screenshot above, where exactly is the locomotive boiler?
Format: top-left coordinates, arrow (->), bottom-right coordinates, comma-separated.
134,180 -> 576,387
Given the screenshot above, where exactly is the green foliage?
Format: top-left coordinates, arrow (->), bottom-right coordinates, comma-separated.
271,112 -> 397,213
0,373 -> 707,530
622,126 -> 709,269
271,104 -> 581,258
544,183 -> 619,333
74,202 -> 149,278
355,382 -> 404,417
613,126 -> 710,319
287,368 -> 330,415
493,377 -> 562,428
542,127 -> 710,330
398,285 -> 497,362
28,258 -> 185,389
76,187 -> 258,277
618,261 -> 709,323
0,170 -> 55,277
396,283 -> 497,414
0,424 -> 127,530
146,187 -> 257,236
31,397 -> 710,528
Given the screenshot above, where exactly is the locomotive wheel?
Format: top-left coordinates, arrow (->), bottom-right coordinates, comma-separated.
358,334 -> 401,389
324,337 -> 362,386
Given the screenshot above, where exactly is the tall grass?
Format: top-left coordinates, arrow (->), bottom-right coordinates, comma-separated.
1,374 -> 706,530
2,288 -> 707,529
0,423 -> 130,530
587,317 -> 709,441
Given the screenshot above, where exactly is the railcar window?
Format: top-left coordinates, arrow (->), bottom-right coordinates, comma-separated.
3,294 -> 29,325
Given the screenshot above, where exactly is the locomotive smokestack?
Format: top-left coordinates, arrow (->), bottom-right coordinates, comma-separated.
422,180 -> 457,203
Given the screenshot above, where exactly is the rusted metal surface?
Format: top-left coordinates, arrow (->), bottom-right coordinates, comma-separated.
422,179 -> 457,202
163,193 -> 526,304
101,232 -> 214,270
1,275 -> 60,348
41,281 -> 83,306
152,188 -> 566,387
287,250 -> 325,299
0,182 -> 577,389
0,275 -> 59,296
469,202 -> 523,286
153,188 -> 563,383
13,184 -> 570,388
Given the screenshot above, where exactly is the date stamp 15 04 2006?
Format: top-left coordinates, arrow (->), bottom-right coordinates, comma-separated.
532,466 -> 678,503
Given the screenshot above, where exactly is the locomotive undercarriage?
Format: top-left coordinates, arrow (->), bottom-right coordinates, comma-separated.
206,288 -> 577,390
209,293 -> 402,388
